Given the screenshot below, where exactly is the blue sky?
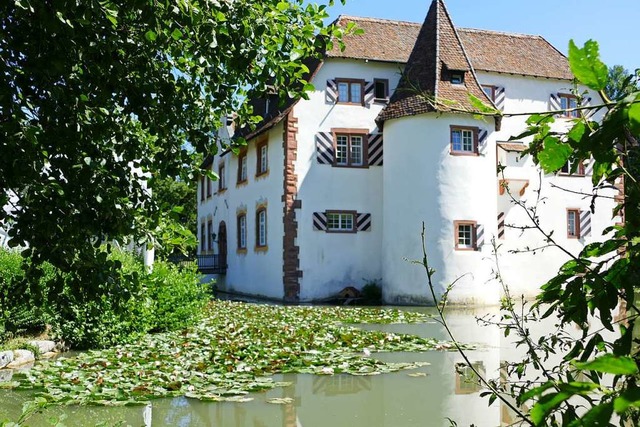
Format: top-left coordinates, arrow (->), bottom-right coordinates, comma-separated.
326,0 -> 638,72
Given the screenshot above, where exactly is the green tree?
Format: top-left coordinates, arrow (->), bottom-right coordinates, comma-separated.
605,65 -> 639,101
151,174 -> 198,259
0,1 -> 348,313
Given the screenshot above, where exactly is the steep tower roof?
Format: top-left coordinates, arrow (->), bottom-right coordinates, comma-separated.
377,0 -> 494,124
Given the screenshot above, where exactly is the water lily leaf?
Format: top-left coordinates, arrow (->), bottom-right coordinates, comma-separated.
266,397 -> 294,405
9,301 -> 464,406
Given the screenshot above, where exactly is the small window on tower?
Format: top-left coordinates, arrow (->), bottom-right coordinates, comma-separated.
450,72 -> 464,85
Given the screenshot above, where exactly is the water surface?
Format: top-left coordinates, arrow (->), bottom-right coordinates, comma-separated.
0,306 -> 534,427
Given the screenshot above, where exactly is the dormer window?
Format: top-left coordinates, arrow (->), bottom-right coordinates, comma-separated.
450,72 -> 464,85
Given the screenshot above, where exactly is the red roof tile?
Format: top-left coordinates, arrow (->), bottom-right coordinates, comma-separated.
327,17 -> 421,63
377,0 -> 494,123
329,15 -> 572,81
458,28 -> 573,80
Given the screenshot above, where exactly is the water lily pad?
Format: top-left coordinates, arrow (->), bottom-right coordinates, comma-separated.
5,300 -> 468,406
266,397 -> 294,405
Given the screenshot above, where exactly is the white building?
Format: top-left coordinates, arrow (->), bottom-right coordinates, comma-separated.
197,0 -> 615,305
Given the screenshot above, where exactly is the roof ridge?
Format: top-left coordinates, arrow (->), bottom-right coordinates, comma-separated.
337,15 -> 422,26
337,15 -> 550,41
458,27 -> 544,39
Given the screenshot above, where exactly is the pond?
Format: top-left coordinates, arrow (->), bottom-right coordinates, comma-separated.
0,306 -> 543,427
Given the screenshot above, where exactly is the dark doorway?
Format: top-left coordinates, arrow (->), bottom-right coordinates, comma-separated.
218,221 -> 227,269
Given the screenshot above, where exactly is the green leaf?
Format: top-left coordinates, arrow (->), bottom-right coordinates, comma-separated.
627,95 -> 640,134
614,385 -> 640,413
144,30 -> 157,42
530,391 -> 573,425
568,40 -> 608,91
537,137 -> 572,173
573,355 -> 639,375
571,402 -> 613,426
567,121 -> 586,144
468,94 -> 498,114
530,383 -> 599,426
170,28 -> 183,40
518,381 -> 555,405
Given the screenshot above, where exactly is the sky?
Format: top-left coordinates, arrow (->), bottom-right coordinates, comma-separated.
325,0 -> 638,73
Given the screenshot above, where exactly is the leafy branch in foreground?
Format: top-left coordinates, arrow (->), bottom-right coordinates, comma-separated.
0,0 -> 352,346
418,223 -> 534,426
435,39 -> 640,426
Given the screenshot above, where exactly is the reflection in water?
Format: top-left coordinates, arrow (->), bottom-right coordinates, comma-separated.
312,374 -> 372,396
454,361 -> 484,395
0,306 -> 574,427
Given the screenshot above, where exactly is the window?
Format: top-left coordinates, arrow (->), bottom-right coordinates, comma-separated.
237,150 -> 247,184
450,72 -> 464,85
207,220 -> 213,251
200,176 -> 205,201
559,94 -> 579,118
327,211 -> 355,233
455,221 -> 477,250
218,163 -> 226,191
256,208 -> 267,248
567,209 -> 580,238
482,85 -> 496,102
337,79 -> 364,104
256,139 -> 268,176
200,223 -> 206,252
374,79 -> 389,100
560,160 -> 585,176
237,213 -> 247,250
450,126 -> 478,155
333,129 -> 368,167
206,173 -> 212,198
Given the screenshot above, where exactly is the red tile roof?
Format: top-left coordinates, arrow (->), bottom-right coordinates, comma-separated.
327,17 -> 421,63
219,0 -> 574,146
330,15 -> 572,81
497,142 -> 527,152
458,28 -> 574,81
377,0 -> 494,123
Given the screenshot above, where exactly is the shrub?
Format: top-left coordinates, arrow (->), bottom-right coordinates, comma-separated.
146,260 -> 208,332
49,250 -> 209,349
1,247 -> 210,349
361,279 -> 382,305
0,249 -> 52,342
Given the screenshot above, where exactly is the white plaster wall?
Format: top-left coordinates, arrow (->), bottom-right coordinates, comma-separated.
381,73 -> 614,305
294,59 -> 404,301
382,114 -> 500,305
1,192 -> 21,248
198,124 -> 285,299
477,72 -> 615,299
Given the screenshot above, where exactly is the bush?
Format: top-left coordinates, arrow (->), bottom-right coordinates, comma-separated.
49,250 -> 209,349
361,279 -> 382,305
0,249 -> 53,342
146,260 -> 208,332
0,247 -> 210,349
